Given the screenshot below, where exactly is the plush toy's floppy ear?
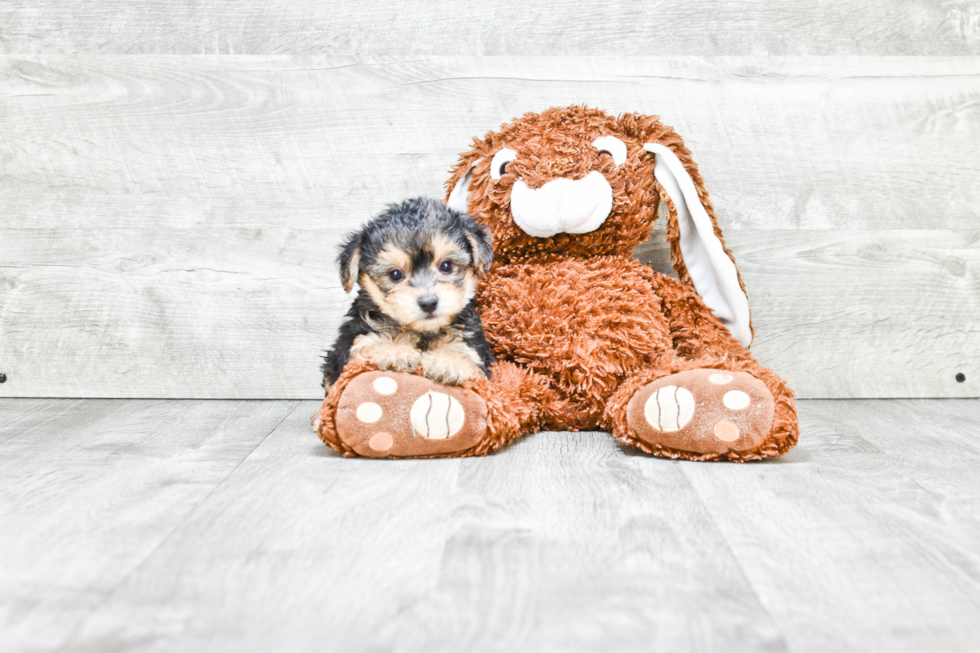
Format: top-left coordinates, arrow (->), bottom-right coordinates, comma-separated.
446,166 -> 473,213
337,234 -> 362,294
643,142 -> 753,347
445,153 -> 481,213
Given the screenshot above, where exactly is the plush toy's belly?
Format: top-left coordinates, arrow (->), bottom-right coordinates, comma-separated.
475,256 -> 673,428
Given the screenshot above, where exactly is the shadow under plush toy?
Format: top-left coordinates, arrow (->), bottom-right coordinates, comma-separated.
317,106 -> 799,461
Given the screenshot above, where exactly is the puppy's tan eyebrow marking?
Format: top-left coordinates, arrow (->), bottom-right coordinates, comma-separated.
431,234 -> 467,264
378,244 -> 412,271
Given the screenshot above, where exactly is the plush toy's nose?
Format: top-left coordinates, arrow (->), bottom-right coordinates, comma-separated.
510,171 -> 613,238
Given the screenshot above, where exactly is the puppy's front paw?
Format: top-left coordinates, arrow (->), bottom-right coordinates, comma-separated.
367,343 -> 422,373
421,351 -> 485,386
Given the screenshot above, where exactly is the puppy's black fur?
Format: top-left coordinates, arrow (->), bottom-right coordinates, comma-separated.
320,198 -> 494,389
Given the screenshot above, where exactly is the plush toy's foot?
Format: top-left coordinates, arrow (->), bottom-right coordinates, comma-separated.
626,369 -> 775,456
332,370 -> 489,458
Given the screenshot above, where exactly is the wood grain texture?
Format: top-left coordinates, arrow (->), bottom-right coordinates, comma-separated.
682,398 -> 980,651
39,400 -> 788,652
1,56 -> 978,398
2,1 -> 980,55
0,227 -> 976,399
2,56 -> 979,231
0,227 -> 347,398
642,229 -> 980,399
2,397 -> 980,652
0,398 -> 298,653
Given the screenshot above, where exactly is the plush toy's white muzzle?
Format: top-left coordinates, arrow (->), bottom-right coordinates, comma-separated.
509,171 -> 613,238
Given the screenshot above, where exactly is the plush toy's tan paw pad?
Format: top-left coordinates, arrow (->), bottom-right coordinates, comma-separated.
626,369 -> 775,455
334,371 -> 488,458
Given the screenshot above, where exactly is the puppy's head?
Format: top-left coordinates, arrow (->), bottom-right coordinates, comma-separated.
339,197 -> 493,331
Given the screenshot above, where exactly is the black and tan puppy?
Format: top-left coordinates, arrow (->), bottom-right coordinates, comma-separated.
320,197 -> 495,394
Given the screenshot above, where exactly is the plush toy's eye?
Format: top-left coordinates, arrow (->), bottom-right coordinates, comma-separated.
490,148 -> 518,180
438,260 -> 453,273
592,136 -> 627,166
388,269 -> 404,282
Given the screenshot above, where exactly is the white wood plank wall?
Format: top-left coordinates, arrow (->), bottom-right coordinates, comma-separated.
3,1 -> 980,55
0,7 -> 978,399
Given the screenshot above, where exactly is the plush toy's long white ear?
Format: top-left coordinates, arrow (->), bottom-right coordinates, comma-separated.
446,162 -> 477,213
643,143 -> 752,347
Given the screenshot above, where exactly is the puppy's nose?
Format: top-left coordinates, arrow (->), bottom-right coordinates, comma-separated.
417,295 -> 439,314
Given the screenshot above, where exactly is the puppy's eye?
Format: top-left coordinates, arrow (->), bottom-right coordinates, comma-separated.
388,269 -> 404,282
438,261 -> 453,274
597,149 -> 612,158
490,148 -> 518,180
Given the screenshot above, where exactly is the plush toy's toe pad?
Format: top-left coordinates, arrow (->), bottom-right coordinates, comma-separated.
335,371 -> 488,458
627,369 -> 774,455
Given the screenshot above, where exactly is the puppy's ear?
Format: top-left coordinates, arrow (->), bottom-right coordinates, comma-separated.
337,234 -> 362,293
463,219 -> 494,276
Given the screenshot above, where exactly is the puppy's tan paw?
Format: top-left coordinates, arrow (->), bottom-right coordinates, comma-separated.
421,351 -> 484,385
365,343 -> 422,373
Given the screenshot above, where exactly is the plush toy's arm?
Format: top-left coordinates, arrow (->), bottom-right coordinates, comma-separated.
638,266 -> 756,363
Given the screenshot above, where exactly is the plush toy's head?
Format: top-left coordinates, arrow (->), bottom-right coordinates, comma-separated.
445,105 -> 755,346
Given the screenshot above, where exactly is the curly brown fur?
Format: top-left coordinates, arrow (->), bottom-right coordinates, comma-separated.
446,107 -> 658,264
445,107 -> 744,289
476,256 -> 675,429
443,105 -> 797,461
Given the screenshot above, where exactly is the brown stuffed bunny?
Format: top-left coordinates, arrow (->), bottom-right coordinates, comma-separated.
317,106 -> 798,461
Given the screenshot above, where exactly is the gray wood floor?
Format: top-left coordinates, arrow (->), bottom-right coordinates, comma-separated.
2,398 -> 980,652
